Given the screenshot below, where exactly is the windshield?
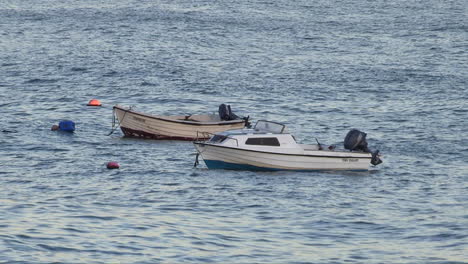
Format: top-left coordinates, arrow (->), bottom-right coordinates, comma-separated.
254,120 -> 287,134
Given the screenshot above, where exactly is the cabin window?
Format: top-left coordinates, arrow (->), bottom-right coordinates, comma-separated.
210,135 -> 227,143
245,137 -> 280,146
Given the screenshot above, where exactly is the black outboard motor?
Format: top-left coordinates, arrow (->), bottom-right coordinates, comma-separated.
344,129 -> 370,152
344,129 -> 382,166
219,104 -> 239,121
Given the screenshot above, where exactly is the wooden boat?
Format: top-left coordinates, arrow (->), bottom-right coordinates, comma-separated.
193,120 -> 382,171
112,104 -> 249,140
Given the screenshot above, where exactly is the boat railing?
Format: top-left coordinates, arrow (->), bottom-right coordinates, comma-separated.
195,131 -> 239,146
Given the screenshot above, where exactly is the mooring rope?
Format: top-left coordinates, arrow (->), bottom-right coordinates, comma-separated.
107,106 -> 131,136
193,140 -> 207,168
193,153 -> 200,167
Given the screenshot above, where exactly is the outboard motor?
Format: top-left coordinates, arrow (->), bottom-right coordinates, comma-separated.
344,129 -> 382,166
218,104 -> 239,121
344,129 -> 370,152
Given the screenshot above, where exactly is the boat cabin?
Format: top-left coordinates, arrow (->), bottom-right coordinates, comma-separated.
207,120 -> 322,153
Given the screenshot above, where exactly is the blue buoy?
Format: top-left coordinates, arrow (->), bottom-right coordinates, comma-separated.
58,120 -> 75,132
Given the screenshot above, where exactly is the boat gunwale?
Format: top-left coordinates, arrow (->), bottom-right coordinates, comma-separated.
194,141 -> 372,160
113,105 -> 246,126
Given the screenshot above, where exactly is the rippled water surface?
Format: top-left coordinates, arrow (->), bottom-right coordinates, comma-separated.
1,0 -> 467,263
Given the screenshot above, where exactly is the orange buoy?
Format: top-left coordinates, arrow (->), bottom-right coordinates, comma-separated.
106,162 -> 120,169
87,99 -> 102,106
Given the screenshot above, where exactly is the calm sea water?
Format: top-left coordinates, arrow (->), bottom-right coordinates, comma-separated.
1,0 -> 467,263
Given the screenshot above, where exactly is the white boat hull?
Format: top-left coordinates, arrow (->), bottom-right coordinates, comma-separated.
194,143 -> 374,171
113,105 -> 246,140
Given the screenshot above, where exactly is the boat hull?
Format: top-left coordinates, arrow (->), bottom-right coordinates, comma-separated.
113,106 -> 246,140
194,143 -> 373,171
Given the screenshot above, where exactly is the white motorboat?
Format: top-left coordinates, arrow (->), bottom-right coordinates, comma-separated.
112,104 -> 249,140
193,120 -> 382,171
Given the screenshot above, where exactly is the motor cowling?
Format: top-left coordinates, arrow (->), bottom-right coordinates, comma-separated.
344,129 -> 369,152
344,129 -> 382,166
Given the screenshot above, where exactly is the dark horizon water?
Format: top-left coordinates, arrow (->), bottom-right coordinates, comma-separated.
1,0 -> 467,263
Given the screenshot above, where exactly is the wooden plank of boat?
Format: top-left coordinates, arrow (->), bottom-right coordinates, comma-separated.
113,105 -> 247,140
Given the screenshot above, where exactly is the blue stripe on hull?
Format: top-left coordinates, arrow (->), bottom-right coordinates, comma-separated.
203,160 -> 368,172
204,160 -> 282,171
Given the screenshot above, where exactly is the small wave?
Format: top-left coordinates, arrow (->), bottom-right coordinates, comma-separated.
159,206 -> 194,212
350,255 -> 369,260
70,67 -> 88,72
16,234 -> 59,241
212,233 -> 243,242
116,245 -> 143,251
161,182 -> 181,186
25,15 -> 46,22
103,70 -> 118,77
38,244 -> 78,252
245,204 -> 264,208
405,233 -> 467,241
61,227 -> 89,233
31,185 -> 53,191
107,250 -> 147,257
140,81 -> 156,86
68,215 -> 118,221
15,234 -> 32,239
6,180 -> 33,184
437,241 -> 468,248
350,220 -> 379,226
1,62 -> 17,67
8,204 -> 35,210
24,78 -> 58,84
202,240 -> 236,248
